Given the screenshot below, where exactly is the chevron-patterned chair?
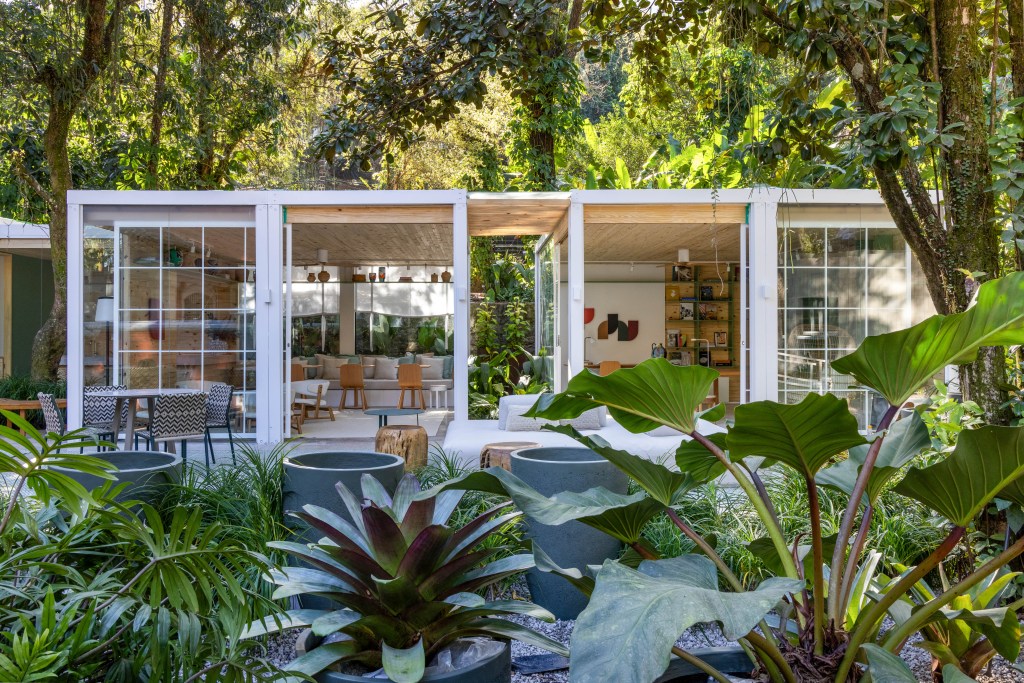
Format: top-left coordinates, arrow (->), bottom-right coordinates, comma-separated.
136,392 -> 208,464
203,383 -> 236,466
37,393 -> 104,451
83,385 -> 128,443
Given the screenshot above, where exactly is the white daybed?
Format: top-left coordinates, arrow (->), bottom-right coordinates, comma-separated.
440,394 -> 726,469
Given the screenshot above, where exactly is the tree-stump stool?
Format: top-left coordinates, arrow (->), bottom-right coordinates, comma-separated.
479,441 -> 542,471
375,425 -> 429,469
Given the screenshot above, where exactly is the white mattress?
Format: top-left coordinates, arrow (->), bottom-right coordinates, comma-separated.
440,417 -> 726,469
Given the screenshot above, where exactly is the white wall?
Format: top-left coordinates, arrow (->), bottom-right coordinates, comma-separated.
583,282 -> 665,365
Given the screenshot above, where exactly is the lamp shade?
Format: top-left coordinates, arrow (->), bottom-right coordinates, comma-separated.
316,248 -> 328,264
677,248 -> 690,263
94,296 -> 115,323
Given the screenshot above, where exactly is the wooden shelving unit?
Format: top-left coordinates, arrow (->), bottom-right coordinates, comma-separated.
664,263 -> 738,368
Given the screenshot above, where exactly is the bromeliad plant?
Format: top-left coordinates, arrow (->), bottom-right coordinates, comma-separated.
247,473 -> 568,682
430,272 -> 1024,682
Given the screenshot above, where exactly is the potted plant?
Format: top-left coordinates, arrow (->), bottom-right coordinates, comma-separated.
509,446 -> 628,619
246,473 -> 568,682
50,450 -> 181,505
282,450 -> 405,544
430,272 -> 1024,682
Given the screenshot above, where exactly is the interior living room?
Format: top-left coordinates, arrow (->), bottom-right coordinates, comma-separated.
284,205 -> 456,441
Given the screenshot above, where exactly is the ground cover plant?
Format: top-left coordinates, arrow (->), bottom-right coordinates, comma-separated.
247,472 -> 568,681
0,414 -> 286,681
427,271 -> 1024,682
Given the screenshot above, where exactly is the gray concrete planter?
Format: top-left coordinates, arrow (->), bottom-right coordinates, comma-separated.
282,451 -> 405,543
510,446 -> 628,620
295,630 -> 511,683
655,646 -> 753,681
50,450 -> 181,505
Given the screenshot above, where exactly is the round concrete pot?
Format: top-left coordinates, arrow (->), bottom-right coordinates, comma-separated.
295,630 -> 511,683
510,446 -> 628,620
50,450 -> 181,505
282,451 -> 405,544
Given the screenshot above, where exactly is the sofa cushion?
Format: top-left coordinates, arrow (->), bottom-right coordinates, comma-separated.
360,355 -> 383,379
498,394 -> 542,430
441,355 -> 454,379
421,356 -> 445,380
505,403 -> 556,432
647,425 -> 682,437
561,407 -> 605,431
398,355 -> 417,365
374,357 -> 400,380
316,354 -> 349,381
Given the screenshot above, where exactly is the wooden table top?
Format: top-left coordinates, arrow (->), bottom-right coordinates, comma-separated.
0,397 -> 67,409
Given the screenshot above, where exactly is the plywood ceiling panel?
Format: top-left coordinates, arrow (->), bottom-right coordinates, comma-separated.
468,195 -> 569,235
291,223 -> 452,266
287,205 -> 453,224
585,204 -> 747,224
582,223 -> 742,263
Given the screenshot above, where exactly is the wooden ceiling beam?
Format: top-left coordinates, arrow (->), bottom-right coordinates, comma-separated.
286,205 -> 453,224
584,204 -> 747,224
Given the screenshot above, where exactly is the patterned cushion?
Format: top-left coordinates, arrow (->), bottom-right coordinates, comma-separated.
142,392 -> 207,440
560,408 -> 605,431
83,385 -> 128,427
505,403 -> 556,432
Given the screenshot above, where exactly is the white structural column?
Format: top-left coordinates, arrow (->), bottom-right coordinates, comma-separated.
257,203 -> 284,444
66,202 -> 84,429
746,191 -> 779,401
567,198 -> 585,380
452,193 -> 469,421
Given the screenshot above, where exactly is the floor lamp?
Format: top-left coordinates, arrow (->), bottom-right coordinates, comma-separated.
94,296 -> 114,385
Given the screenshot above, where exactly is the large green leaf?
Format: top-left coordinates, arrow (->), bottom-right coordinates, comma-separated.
816,411 -> 931,504
544,424 -> 695,505
861,643 -> 917,682
421,468 -> 664,544
728,394 -> 867,477
569,556 -> 802,683
382,639 -> 425,683
894,426 -> 1024,526
831,272 -> 1024,406
675,433 -> 728,484
528,359 -> 719,434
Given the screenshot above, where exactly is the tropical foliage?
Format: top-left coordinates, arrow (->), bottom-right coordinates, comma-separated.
427,271 -> 1024,682
247,472 -> 567,681
0,413 -> 284,680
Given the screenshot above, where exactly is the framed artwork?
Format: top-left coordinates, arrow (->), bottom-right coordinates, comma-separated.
714,331 -> 728,346
700,285 -> 714,300
678,350 -> 692,366
680,302 -> 695,320
673,265 -> 693,282
698,303 -> 719,321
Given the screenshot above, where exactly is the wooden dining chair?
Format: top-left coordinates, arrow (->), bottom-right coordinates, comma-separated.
338,363 -> 367,410
598,360 -> 621,376
397,364 -> 425,409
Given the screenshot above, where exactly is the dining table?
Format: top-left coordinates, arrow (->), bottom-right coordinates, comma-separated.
86,387 -> 199,450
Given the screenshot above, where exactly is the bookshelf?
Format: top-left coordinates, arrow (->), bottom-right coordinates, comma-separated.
664,263 -> 738,368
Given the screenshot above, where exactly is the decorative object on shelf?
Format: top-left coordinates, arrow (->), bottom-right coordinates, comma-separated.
316,249 -> 331,282
168,246 -> 182,267
368,272 -> 377,282
306,267 -> 315,283
378,266 -> 386,282
679,350 -> 692,365
353,268 -> 366,283
317,269 -> 330,283
583,307 -> 595,324
680,302 -> 695,320
441,268 -> 451,283
694,338 -> 711,366
700,285 -> 714,300
430,272 -> 439,283
667,286 -> 679,299
398,276 -> 413,283
714,331 -> 728,346
672,264 -> 693,281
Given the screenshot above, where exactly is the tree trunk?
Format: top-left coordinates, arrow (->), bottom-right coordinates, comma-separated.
146,0 -> 176,188
935,0 -> 1011,423
30,105 -> 74,380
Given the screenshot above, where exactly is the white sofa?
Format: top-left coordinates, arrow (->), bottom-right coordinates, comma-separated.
441,394 -> 726,469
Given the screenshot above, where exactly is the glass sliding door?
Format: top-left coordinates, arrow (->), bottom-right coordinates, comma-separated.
82,205 -> 259,434
535,234 -> 560,391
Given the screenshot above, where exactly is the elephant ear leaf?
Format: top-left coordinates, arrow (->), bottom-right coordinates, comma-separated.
570,556 -> 802,683
676,433 -> 729,484
728,394 -> 867,477
528,359 -> 718,435
895,426 -> 1024,527
831,272 -> 1024,407
817,411 -> 930,504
